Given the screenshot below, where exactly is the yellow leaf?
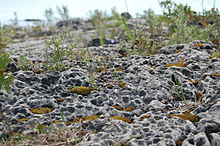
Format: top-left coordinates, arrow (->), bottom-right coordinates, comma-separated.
174,49 -> 182,53
109,116 -> 133,124
96,66 -> 105,72
53,121 -> 63,124
118,82 -> 126,88
106,84 -> 114,89
140,115 -> 151,121
115,68 -> 124,72
55,98 -> 64,102
112,105 -> 124,110
18,118 -> 29,122
148,66 -> 156,69
165,59 -> 188,67
124,107 -> 135,112
65,118 -> 81,125
194,43 -> 204,47
68,86 -> 97,95
81,115 -> 101,121
66,115 -> 100,125
209,74 -> 220,77
31,107 -> 53,114
169,113 -> 199,122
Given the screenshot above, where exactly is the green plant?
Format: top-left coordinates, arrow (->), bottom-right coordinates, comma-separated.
0,52 -> 13,91
169,6 -> 208,44
44,29 -> 73,71
142,9 -> 162,35
17,56 -> 33,71
171,73 -> 186,102
159,0 -> 220,46
212,49 -> 220,58
203,8 -> 220,46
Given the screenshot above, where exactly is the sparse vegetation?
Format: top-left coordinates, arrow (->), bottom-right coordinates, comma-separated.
44,8 -> 55,25
56,5 -> 70,20
0,26 -> 13,49
0,52 -> 13,91
44,29 -> 73,71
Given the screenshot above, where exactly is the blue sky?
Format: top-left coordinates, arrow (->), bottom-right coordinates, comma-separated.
0,0 -> 219,24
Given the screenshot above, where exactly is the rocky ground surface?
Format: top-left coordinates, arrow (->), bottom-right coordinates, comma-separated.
1,18 -> 220,146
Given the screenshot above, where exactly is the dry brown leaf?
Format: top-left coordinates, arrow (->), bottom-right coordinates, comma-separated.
31,107 -> 53,114
165,59 -> 188,67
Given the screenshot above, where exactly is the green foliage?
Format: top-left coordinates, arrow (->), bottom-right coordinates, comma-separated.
17,56 -> 32,71
203,8 -> 220,46
0,52 -> 13,91
112,10 -> 135,44
44,29 -> 98,72
168,7 -> 208,44
212,48 -> 220,58
159,0 -> 220,46
171,73 -> 186,102
113,8 -> 161,56
44,29 -> 73,71
142,9 -> 162,35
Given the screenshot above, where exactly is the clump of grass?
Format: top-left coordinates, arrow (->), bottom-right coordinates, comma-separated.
171,73 -> 186,102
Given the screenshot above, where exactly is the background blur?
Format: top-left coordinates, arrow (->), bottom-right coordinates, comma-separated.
0,0 -> 219,24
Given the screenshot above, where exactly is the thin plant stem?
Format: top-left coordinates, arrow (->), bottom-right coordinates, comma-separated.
201,0 -> 205,13
213,0 -> 216,8
124,0 -> 129,13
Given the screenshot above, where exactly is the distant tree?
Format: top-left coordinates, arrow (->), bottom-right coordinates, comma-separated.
56,5 -> 70,20
10,12 -> 18,26
44,8 -> 55,25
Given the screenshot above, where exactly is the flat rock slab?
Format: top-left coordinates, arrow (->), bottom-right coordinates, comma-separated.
0,40 -> 220,145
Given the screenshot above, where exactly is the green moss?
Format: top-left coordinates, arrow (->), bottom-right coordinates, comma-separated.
68,86 -> 98,96
30,107 -> 53,114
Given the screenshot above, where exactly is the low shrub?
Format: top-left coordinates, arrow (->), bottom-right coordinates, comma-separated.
0,52 -> 13,91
